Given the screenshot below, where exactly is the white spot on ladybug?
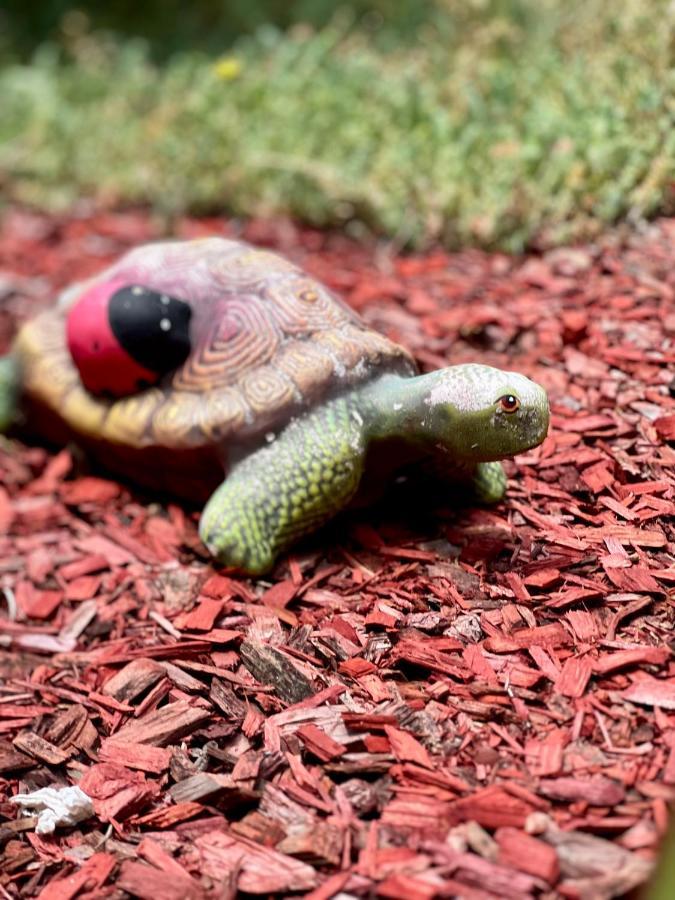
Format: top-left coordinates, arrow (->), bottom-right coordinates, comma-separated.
265,432 -> 276,443
159,318 -> 172,331
131,286 -> 145,296
160,295 -> 170,305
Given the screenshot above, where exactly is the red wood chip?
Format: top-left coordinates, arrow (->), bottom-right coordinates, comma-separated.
484,622 -> 569,653
15,581 -> 63,619
384,725 -> 434,769
554,656 -> 593,698
201,573 -> 248,599
117,860 -> 202,900
36,853 -> 116,900
581,461 -> 615,493
195,830 -> 318,893
450,786 -> 537,829
654,414 -> 675,440
495,827 -> 560,883
79,763 -> 161,821
261,579 -> 298,608
0,486 -> 14,533
522,567 -> 560,588
428,843 -> 540,898
58,553 -> 109,580
538,776 -> 625,806
174,597 -> 224,631
622,678 -> 675,710
60,476 -> 121,504
99,738 -> 173,773
338,658 -> 377,678
377,873 -> 437,899
525,728 -> 567,777
64,575 -> 101,601
616,480 -> 672,498
296,724 -> 347,761
593,647 -> 670,675
113,701 -> 211,745
558,414 -> 617,433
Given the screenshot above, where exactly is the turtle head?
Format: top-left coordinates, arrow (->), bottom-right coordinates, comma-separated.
419,364 -> 549,462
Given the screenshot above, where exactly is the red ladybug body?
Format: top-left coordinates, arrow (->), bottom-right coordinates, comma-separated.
66,280 -> 192,397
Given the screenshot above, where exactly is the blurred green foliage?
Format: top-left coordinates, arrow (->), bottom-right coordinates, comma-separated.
2,0 -> 675,250
1,0 -> 435,58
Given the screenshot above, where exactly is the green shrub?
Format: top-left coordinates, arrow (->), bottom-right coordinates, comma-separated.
2,0 -> 674,250
1,0 -> 435,58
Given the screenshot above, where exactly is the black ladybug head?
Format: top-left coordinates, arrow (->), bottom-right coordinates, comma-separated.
109,286 -> 192,376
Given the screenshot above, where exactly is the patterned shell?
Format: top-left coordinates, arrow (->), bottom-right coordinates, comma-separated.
16,238 -> 416,450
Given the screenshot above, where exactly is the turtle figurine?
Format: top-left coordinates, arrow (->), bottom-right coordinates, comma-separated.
0,237 -> 549,574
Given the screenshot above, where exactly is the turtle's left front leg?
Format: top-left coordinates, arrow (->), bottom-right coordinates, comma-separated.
199,397 -> 367,575
0,355 -> 20,433
471,460 -> 507,503
422,456 -> 507,504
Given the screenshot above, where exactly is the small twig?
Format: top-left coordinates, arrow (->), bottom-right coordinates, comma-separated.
1,586 -> 16,621
91,823 -> 114,852
148,609 -> 183,639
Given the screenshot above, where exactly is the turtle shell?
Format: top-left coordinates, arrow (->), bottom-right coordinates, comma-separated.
16,238 -> 416,492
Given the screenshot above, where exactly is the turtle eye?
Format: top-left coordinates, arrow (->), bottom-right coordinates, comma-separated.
499,394 -> 520,413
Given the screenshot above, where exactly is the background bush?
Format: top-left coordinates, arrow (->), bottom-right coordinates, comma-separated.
2,0 -> 674,250
2,0 -> 438,58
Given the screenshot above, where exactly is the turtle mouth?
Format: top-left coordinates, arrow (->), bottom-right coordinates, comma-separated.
535,398 -> 551,445
489,398 -> 549,459
521,401 -> 550,453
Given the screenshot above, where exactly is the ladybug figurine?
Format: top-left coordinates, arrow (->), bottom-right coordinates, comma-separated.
66,279 -> 192,397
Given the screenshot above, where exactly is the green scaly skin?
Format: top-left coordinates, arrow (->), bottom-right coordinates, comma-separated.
201,394 -> 367,574
472,459 -> 508,503
0,355 -> 19,434
200,365 -> 549,574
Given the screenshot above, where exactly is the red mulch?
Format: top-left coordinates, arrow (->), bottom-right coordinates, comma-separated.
1,207 -> 674,899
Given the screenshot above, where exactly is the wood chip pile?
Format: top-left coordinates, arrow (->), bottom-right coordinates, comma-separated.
0,209 -> 674,899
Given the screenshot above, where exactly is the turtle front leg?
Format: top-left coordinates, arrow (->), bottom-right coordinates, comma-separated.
199,397 -> 367,575
422,456 -> 507,505
0,355 -> 20,433
471,460 -> 507,503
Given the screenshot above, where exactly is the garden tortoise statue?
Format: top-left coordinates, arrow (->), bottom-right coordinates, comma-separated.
0,237 -> 549,574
